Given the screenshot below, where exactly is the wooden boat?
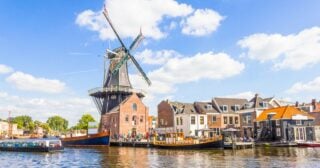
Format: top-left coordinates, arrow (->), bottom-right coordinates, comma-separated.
153,133 -> 223,149
298,141 -> 320,147
61,131 -> 110,147
0,139 -> 63,152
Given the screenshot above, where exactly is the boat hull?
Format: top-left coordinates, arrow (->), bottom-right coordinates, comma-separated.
0,146 -> 63,152
61,132 -> 110,147
154,140 -> 223,149
298,142 -> 320,147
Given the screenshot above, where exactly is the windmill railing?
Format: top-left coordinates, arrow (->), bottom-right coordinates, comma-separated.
88,86 -> 146,95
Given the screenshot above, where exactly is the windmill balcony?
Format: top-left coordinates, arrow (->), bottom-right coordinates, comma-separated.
88,86 -> 146,97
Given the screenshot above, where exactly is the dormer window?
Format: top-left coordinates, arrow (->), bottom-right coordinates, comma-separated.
205,104 -> 213,110
234,105 -> 240,111
220,105 -> 228,112
262,101 -> 268,108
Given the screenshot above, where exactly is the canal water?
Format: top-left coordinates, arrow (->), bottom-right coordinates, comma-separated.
1,147 -> 320,167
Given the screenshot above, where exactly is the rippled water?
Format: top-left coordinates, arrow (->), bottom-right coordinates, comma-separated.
1,147 -> 320,167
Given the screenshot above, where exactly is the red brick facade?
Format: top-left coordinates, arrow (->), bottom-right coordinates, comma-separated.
157,100 -> 174,128
101,93 -> 149,137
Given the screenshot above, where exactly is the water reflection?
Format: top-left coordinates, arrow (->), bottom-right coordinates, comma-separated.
0,147 -> 320,167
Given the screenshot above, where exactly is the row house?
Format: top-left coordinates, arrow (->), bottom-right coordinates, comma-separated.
298,99 -> 320,113
236,94 -> 284,138
255,106 -> 315,142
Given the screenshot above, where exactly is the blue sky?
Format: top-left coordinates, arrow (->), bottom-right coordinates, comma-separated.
1,0 -> 320,125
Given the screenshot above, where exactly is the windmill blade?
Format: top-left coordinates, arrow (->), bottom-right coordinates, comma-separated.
103,6 -> 126,49
111,53 -> 130,75
129,30 -> 144,51
128,53 -> 151,86
106,49 -> 118,55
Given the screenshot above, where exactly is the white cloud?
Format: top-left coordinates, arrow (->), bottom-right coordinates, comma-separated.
0,64 -> 13,74
131,50 -> 244,97
181,9 -> 224,36
238,27 -> 320,70
135,49 -> 182,65
6,72 -> 66,94
222,91 -> 255,100
287,76 -> 320,94
0,91 -> 97,126
76,0 -> 193,40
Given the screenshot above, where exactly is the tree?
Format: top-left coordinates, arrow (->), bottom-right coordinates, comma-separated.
34,120 -> 51,134
12,115 -> 34,131
75,114 -> 96,130
46,116 -> 68,132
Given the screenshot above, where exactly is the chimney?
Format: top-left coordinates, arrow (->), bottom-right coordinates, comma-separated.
255,93 -> 259,97
312,99 -> 317,110
295,101 -> 299,107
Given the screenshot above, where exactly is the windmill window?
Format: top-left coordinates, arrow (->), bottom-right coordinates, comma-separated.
132,103 -> 137,111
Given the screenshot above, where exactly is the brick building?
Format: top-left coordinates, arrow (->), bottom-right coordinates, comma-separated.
100,93 -> 149,138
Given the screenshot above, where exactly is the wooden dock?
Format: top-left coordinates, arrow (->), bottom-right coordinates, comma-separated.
224,142 -> 254,149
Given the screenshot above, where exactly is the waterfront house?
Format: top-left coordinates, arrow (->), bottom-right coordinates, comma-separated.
255,106 -> 315,142
101,93 -> 149,139
298,99 -> 320,113
236,94 -> 283,139
157,100 -> 176,133
0,121 -> 23,137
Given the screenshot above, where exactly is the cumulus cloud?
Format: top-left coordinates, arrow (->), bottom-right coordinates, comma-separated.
181,9 -> 224,36
222,91 -> 255,100
287,76 -> 320,94
0,91 -> 97,126
135,49 -> 182,65
6,72 -> 66,94
0,64 -> 13,74
238,27 -> 320,70
131,50 -> 244,96
76,0 -> 193,40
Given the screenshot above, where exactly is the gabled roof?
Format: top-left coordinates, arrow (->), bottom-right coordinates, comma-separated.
212,97 -> 249,113
194,102 -> 219,113
168,101 -> 198,115
256,106 -> 315,122
249,94 -> 274,108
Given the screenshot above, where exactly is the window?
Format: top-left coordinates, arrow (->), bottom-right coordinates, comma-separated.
176,117 -> 179,125
200,116 -> 204,125
125,115 -> 129,122
140,116 -> 144,123
244,103 -> 251,109
296,120 -> 302,125
235,117 -> 239,124
132,103 -> 137,111
276,120 -> 280,126
224,116 -> 228,124
160,119 -> 164,125
229,117 -> 233,125
191,116 -> 195,125
132,116 -> 137,125
276,128 -> 281,136
221,105 -> 228,112
206,104 -> 213,110
234,105 -> 240,111
262,101 -> 268,108
180,117 -> 183,125
212,116 -> 217,122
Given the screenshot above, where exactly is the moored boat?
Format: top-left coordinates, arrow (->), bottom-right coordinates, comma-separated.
0,139 -> 63,152
153,133 -> 223,149
298,141 -> 320,147
61,131 -> 110,147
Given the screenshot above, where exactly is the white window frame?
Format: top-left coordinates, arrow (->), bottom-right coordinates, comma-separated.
234,104 -> 240,111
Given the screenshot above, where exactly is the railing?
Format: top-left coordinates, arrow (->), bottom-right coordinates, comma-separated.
88,86 -> 146,95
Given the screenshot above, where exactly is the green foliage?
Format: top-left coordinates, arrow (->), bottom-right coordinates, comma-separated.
75,114 -> 96,130
34,120 -> 51,133
46,116 -> 68,132
12,115 -> 34,131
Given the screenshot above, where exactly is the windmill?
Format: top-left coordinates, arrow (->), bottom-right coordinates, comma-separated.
88,6 -> 151,130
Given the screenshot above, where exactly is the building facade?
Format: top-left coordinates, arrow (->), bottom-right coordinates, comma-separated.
101,93 -> 149,138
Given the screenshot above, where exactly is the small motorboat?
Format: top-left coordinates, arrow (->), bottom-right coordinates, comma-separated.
0,139 -> 64,152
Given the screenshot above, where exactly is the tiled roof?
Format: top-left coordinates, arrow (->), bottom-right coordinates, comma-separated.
213,97 -> 249,113
256,106 -> 315,122
194,102 -> 218,113
309,112 -> 320,125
